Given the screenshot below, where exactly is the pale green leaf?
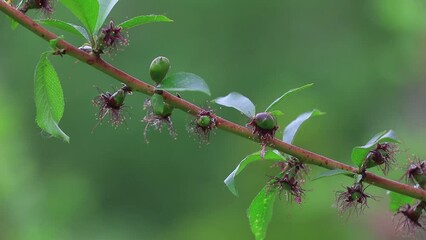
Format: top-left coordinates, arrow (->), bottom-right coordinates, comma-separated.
118,15 -> 173,29
312,169 -> 354,181
265,83 -> 313,112
34,52 -> 69,142
282,109 -> 325,144
224,151 -> 284,196
94,0 -> 119,34
37,19 -> 91,42
213,92 -> 255,118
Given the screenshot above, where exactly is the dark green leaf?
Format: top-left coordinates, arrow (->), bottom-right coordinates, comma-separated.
389,191 -> 416,212
118,15 -> 173,29
351,130 -> 400,167
37,19 -> 90,42
60,0 -> 99,36
94,0 -> 119,34
248,185 -> 276,240
213,92 -> 255,118
265,83 -> 313,112
224,151 -> 284,197
157,72 -> 210,95
312,169 -> 354,181
282,109 -> 325,144
34,52 -> 69,142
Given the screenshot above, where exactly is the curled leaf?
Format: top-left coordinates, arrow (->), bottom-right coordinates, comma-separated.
224,150 -> 284,196
265,83 -> 313,112
282,109 -> 325,144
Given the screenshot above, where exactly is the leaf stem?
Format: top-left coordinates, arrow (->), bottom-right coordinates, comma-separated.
1,1 -> 425,201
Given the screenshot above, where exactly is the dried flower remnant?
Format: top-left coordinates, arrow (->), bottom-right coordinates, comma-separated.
365,143 -> 398,175
273,156 -> 309,180
19,0 -> 54,15
405,160 -> 426,187
98,21 -> 128,53
188,110 -> 217,144
335,183 -> 374,215
395,202 -> 426,235
247,112 -> 278,158
268,173 -> 304,204
92,85 -> 132,128
142,94 -> 176,143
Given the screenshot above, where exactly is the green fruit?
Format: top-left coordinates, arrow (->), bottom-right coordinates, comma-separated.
151,93 -> 174,117
149,56 -> 170,84
254,112 -> 277,130
197,115 -> 211,128
161,103 -> 174,117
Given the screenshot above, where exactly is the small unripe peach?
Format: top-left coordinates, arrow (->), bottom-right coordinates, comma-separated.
254,112 -> 277,130
149,56 -> 170,84
197,115 -> 211,128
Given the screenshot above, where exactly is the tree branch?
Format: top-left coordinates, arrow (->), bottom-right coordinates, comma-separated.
1,1 -> 425,201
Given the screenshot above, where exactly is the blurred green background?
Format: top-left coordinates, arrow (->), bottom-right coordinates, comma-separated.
1,0 -> 426,239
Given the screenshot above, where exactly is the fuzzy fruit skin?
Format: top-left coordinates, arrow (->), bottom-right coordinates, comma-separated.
150,56 -> 170,84
197,115 -> 211,128
254,112 -> 277,130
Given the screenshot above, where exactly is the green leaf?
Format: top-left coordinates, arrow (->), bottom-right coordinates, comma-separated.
37,19 -> 91,42
312,169 -> 354,181
351,130 -> 400,168
157,72 -> 211,96
265,83 -> 313,112
248,185 -> 276,240
10,0 -> 24,29
269,110 -> 284,117
224,151 -> 284,197
389,191 -> 416,212
60,0 -> 99,36
94,0 -> 119,34
10,17 -> 19,30
282,109 -> 325,144
34,52 -> 69,142
213,92 -> 255,118
118,15 -> 173,30
49,35 -> 64,50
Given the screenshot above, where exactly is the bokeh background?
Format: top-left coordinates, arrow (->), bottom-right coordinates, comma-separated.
1,0 -> 426,239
